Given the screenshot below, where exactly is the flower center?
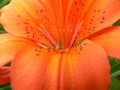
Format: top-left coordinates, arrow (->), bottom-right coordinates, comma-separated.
37,21 -> 84,50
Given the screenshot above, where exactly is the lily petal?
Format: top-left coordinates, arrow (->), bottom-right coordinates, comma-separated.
64,0 -> 120,45
11,40 -> 110,90
41,0 -> 70,47
1,0 -> 59,46
90,26 -> 120,59
0,34 -> 34,67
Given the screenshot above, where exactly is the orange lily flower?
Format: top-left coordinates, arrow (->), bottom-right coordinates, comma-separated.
0,0 -> 120,89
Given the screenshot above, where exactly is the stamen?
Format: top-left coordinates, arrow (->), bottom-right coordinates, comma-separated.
37,24 -> 56,46
36,42 -> 50,49
45,44 -> 52,49
69,19 -> 84,48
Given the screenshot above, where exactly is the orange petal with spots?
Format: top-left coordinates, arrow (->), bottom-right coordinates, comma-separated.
1,0 -> 60,46
11,40 -> 110,90
0,34 -> 35,67
65,0 -> 89,46
76,0 -> 120,41
90,26 -> 120,59
64,0 -> 120,46
40,0 -> 70,47
0,66 -> 10,85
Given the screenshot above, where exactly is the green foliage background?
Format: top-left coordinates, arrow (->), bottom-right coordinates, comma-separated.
0,0 -> 120,90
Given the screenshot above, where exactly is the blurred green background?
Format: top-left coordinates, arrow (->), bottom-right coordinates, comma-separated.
0,0 -> 120,90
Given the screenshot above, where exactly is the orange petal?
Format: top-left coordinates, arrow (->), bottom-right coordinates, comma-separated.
0,34 -> 34,67
0,66 -> 10,85
1,0 -> 60,46
65,0 -> 89,46
64,0 -> 120,46
90,26 -> 120,60
61,40 -> 110,89
11,40 -> 110,90
42,0 -> 69,23
41,0 -> 70,47
76,0 -> 120,40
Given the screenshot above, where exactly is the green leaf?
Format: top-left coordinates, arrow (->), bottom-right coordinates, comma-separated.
110,78 -> 120,90
109,57 -> 120,79
109,57 -> 120,67
113,19 -> 120,26
0,84 -> 11,90
109,57 -> 120,89
0,0 -> 10,8
0,24 -> 6,34
5,62 -> 11,66
111,62 -> 120,78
